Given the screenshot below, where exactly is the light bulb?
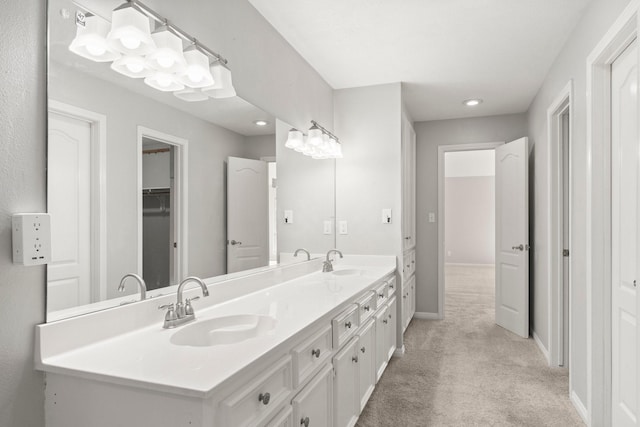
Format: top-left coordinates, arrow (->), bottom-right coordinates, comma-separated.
187,67 -> 204,83
126,61 -> 144,73
85,43 -> 106,56
120,35 -> 141,50
156,74 -> 173,88
156,56 -> 175,69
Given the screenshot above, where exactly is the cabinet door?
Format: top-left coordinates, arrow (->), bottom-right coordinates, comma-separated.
357,319 -> 376,412
292,364 -> 333,427
333,337 -> 359,427
386,296 -> 397,360
375,305 -> 389,382
401,115 -> 416,251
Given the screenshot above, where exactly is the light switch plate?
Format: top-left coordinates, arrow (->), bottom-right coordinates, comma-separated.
284,210 -> 293,224
323,220 -> 333,235
12,213 -> 51,265
428,212 -> 436,223
339,220 -> 348,235
382,208 -> 392,224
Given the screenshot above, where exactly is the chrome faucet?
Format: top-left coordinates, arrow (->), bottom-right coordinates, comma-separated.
159,276 -> 210,329
323,249 -> 343,273
294,248 -> 311,260
118,273 -> 147,301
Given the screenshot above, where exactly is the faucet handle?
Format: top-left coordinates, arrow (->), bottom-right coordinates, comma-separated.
158,303 -> 177,322
184,297 -> 200,316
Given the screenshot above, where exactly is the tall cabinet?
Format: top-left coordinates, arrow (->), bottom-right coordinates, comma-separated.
400,113 -> 417,333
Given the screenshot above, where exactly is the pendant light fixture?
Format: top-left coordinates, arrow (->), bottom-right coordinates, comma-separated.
69,0 -> 234,103
68,12 -> 120,62
107,3 -> 155,56
146,25 -> 186,73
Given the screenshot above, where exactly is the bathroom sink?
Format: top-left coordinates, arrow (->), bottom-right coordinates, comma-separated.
170,314 -> 277,347
332,269 -> 363,276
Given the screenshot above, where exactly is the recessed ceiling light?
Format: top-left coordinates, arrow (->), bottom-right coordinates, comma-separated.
463,99 -> 483,107
254,120 -> 269,126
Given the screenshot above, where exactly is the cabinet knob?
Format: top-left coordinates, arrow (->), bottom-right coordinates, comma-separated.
388,314 -> 392,319
352,355 -> 359,363
258,392 -> 270,405
361,346 -> 366,354
345,321 -> 352,329
383,319 -> 388,324
364,305 -> 370,311
404,236 -> 411,240
378,293 -> 384,298
300,417 -> 310,427
311,348 -> 321,358
403,295 -> 407,299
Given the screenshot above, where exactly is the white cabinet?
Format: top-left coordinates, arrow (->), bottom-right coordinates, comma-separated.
292,364 -> 333,427
357,319 -> 376,411
401,114 -> 416,251
292,325 -> 333,387
386,296 -> 397,361
375,303 -> 389,382
266,406 -> 294,427
402,275 -> 416,330
333,337 -> 359,427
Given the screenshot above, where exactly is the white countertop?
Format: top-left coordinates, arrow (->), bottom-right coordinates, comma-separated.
36,257 -> 396,398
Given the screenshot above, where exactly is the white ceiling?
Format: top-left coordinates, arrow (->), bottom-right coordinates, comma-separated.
248,0 -> 592,122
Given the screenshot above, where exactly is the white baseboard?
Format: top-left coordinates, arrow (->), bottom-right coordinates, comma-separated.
393,345 -> 405,358
570,390 -> 589,424
414,312 -> 440,320
444,262 -> 495,267
532,330 -> 550,365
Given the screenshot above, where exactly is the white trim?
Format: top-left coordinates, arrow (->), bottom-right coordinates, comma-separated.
260,156 -> 277,163
137,126 -> 189,283
571,391 -> 589,425
585,3 -> 638,425
546,80 -> 573,370
47,100 -> 107,303
393,346 -> 405,358
437,142 -> 503,320
444,262 -> 494,267
532,330 -> 551,364
413,312 -> 440,320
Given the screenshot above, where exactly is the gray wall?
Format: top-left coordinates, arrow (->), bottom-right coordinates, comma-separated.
526,0 -> 632,415
414,113 -> 528,314
444,176 -> 495,265
0,1 -> 333,426
243,134 -> 276,160
0,2 -> 47,426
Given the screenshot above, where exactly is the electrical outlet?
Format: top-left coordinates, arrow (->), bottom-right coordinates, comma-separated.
12,213 -> 51,265
284,210 -> 293,224
339,220 -> 348,235
382,208 -> 392,224
323,220 -> 333,235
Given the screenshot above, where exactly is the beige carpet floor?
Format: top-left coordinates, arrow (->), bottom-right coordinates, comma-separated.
356,264 -> 584,427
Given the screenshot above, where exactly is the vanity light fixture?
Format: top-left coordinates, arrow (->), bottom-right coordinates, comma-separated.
68,0 -> 235,103
68,11 -> 120,62
284,121 -> 343,159
463,98 -> 483,106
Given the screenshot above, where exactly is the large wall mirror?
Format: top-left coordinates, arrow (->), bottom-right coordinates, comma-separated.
47,0 -> 336,321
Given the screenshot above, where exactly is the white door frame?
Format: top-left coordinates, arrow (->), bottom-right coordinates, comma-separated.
437,141 -> 503,319
137,126 -> 188,284
546,80 -> 573,370
586,2 -> 638,425
47,100 -> 107,302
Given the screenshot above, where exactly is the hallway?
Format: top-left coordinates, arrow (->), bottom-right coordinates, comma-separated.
356,265 -> 583,426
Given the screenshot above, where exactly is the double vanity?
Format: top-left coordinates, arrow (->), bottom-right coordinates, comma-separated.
36,255 -> 407,427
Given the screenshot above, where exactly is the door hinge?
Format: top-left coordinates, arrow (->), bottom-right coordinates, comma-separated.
563,249 -> 569,257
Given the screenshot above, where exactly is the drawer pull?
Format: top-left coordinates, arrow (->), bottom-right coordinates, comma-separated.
361,346 -> 366,353
378,293 -> 384,298
388,314 -> 392,319
345,321 -> 352,329
352,355 -> 359,363
364,305 -> 370,311
301,417 -> 310,427
390,283 -> 395,289
311,348 -> 321,358
383,319 -> 388,324
258,392 -> 271,405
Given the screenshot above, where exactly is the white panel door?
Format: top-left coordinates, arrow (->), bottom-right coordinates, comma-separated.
495,137 -> 529,338
333,336 -> 359,427
227,157 -> 269,273
292,364 -> 333,427
47,112 -> 92,311
611,39 -> 639,427
357,318 -> 376,411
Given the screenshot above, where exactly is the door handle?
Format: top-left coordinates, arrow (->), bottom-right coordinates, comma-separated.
228,240 -> 242,246
511,244 -> 530,251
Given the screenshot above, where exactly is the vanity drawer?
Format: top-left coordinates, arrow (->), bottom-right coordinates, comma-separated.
356,290 -> 377,325
219,355 -> 293,427
374,282 -> 389,307
332,304 -> 359,348
265,405 -> 293,427
291,325 -> 333,387
387,277 -> 397,297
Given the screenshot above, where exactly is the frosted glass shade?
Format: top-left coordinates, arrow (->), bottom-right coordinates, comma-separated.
285,129 -> 304,150
144,71 -> 184,92
179,46 -> 214,88
173,87 -> 208,102
146,26 -> 186,74
111,55 -> 152,78
307,126 -> 323,147
107,4 -> 155,56
69,14 -> 120,62
202,61 -> 236,98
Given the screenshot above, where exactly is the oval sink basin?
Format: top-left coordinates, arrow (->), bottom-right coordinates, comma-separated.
170,314 -> 277,347
332,269 -> 363,276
